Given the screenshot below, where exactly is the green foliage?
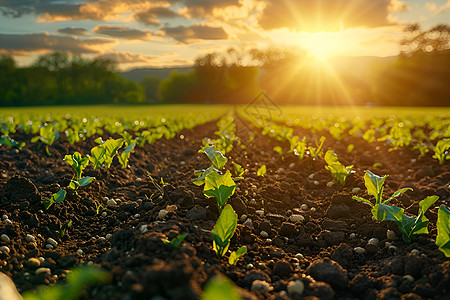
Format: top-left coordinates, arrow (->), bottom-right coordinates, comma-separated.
201,275 -> 242,300
60,220 -> 73,238
0,135 -> 25,148
308,136 -> 326,159
289,136 -> 307,159
89,146 -> 106,169
203,205 -> 237,257
433,139 -> 450,165
162,233 -> 188,249
22,266 -> 110,300
436,205 -> 450,257
199,146 -> 228,170
324,150 -> 353,185
395,196 -> 438,243
352,170 -> 412,221
257,165 -> 266,176
232,162 -> 244,180
229,246 -> 247,266
31,124 -> 59,156
64,152 -> 89,180
118,141 -> 136,168
69,176 -> 95,191
90,138 -> 124,169
204,172 -> 236,213
43,189 -> 66,210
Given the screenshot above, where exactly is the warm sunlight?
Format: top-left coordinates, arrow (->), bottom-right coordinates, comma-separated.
299,32 -> 341,61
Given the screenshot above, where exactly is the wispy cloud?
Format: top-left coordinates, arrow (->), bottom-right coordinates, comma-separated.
93,25 -> 152,40
57,27 -> 89,36
161,24 -> 228,43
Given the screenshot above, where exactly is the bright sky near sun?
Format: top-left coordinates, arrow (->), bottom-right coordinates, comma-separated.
0,0 -> 449,70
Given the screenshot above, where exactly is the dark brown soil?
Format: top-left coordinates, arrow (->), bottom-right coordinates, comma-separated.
0,115 -> 449,300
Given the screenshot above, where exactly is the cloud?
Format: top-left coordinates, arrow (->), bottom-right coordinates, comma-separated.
57,27 -> 89,36
93,25 -> 152,40
161,24 -> 228,43
134,6 -> 181,25
437,0 -> 450,14
258,0 -> 402,32
176,0 -> 241,18
95,51 -> 156,63
425,2 -> 437,11
0,32 -> 114,55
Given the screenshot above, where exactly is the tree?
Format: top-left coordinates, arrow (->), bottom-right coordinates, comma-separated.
140,76 -> 161,102
401,23 -> 450,56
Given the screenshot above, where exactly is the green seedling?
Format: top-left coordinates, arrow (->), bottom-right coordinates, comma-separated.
31,124 -> 59,156
229,246 -> 247,266
232,162 -> 244,181
193,146 -> 227,186
118,141 -> 136,168
324,150 -> 354,185
204,172 -> 236,213
69,176 -> 95,191
203,205 -> 237,257
0,135 -> 25,148
90,138 -> 124,169
257,164 -> 266,176
22,266 -> 111,300
289,136 -> 307,159
273,146 -> 284,160
201,275 -> 242,300
395,196 -> 438,244
43,189 -> 66,210
433,139 -> 450,165
60,220 -> 73,238
308,136 -> 326,159
436,205 -> 450,257
64,152 -> 89,180
94,202 -> 103,215
162,233 -> 188,249
352,170 -> 411,222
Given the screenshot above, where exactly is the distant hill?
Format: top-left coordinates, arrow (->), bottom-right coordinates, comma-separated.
119,66 -> 194,82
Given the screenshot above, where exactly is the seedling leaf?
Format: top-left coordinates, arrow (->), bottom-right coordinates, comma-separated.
229,246 -> 247,265
204,172 -> 236,212
257,165 -> 266,176
199,146 -> 227,169
436,205 -> 450,257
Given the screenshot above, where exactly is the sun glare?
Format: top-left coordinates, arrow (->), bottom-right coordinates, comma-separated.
298,32 -> 342,61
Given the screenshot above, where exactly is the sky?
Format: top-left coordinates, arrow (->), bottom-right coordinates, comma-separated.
0,0 -> 449,70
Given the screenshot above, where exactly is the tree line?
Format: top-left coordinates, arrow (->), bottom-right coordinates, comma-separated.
1,23 -> 449,107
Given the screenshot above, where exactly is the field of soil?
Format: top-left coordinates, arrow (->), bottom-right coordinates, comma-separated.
0,112 -> 449,299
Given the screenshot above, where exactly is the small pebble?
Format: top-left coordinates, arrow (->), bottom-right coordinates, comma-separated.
295,253 -> 304,260
101,212 -> 107,217
139,225 -> 148,233
308,174 -> 315,180
251,280 -> 271,292
389,245 -> 398,253
1,234 -> 10,243
368,238 -> 379,246
310,207 -> 316,211
27,258 -> 40,268
260,231 -> 269,238
301,204 -> 308,210
287,280 -> 305,296
0,246 -> 10,253
243,219 -> 253,228
76,249 -> 84,256
46,244 -> 54,250
387,230 -> 396,240
350,233 -> 356,239
326,181 -> 335,188
289,163 -> 296,169
385,242 -> 392,248
1,215 -> 8,221
289,214 -> 305,223
410,159 -> 417,163
158,210 -> 168,220
47,238 -> 58,247
403,275 -> 414,282
240,214 -> 248,222
354,247 -> 365,254
313,180 -> 320,186
136,177 -> 142,182
38,257 -> 45,263
106,199 -> 117,206
250,199 -> 256,204
411,249 -> 419,255
352,187 -> 361,194
4,219 -> 12,225
106,234 -> 113,241
246,263 -> 254,270
102,196 -> 109,203
26,234 -> 35,243
255,210 -> 264,217
35,267 -> 51,277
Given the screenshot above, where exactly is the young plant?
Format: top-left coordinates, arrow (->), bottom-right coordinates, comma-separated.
64,152 -> 89,180
433,139 -> 450,165
203,204 -> 237,257
118,141 -> 136,168
60,220 -> 73,238
352,170 -> 411,222
324,150 -> 354,185
31,124 -> 59,156
43,189 -> 66,210
257,164 -> 266,176
0,135 -> 26,149
232,162 -> 244,181
289,136 -> 307,160
308,136 -> 326,159
395,196 -> 438,244
90,138 -> 124,169
192,146 -> 227,186
204,172 -> 236,213
162,233 -> 188,249
436,205 -> 450,257
229,246 -> 247,266
201,275 -> 242,300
